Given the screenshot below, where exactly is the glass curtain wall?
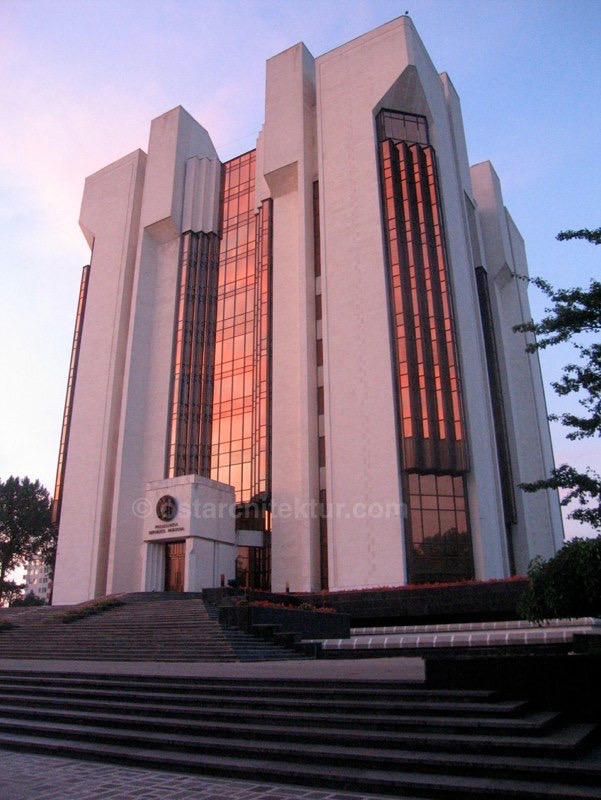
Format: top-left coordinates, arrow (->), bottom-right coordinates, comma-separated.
165,150 -> 272,589
211,151 -> 272,589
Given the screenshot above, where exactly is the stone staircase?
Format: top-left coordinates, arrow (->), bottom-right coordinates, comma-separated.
0,671 -> 598,797
0,593 -> 300,662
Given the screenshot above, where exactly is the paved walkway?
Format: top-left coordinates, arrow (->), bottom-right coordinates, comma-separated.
0,750 -> 392,800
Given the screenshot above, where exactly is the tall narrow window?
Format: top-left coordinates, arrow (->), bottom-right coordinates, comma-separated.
378,109 -> 473,583
475,265 -> 516,572
313,179 -> 328,589
251,198 -> 273,503
166,232 -> 219,478
52,264 -> 90,527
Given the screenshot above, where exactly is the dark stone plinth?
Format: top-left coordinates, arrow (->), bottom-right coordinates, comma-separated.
426,653 -> 601,721
220,604 -> 350,640
202,587 -> 243,606
244,578 -> 528,627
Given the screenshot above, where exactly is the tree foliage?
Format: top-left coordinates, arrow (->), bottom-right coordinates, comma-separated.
0,580 -> 25,608
10,590 -> 46,607
517,535 -> 601,621
514,227 -> 601,530
0,477 -> 55,603
556,228 -> 601,246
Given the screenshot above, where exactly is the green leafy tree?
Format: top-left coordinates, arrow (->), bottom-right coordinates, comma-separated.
0,579 -> 25,607
0,477 -> 55,604
518,536 -> 601,621
514,227 -> 601,530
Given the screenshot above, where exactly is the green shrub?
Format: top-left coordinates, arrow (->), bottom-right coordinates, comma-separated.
0,619 -> 13,632
10,591 -> 46,607
518,536 -> 601,621
62,597 -> 124,624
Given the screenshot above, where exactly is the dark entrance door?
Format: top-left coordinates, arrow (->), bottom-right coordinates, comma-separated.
165,541 -> 185,592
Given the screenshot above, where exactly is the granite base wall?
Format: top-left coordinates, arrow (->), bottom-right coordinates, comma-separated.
243,579 -> 528,626
219,604 -> 350,639
426,653 -> 601,721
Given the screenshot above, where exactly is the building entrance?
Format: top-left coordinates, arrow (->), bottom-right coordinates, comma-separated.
236,545 -> 271,590
165,541 -> 185,592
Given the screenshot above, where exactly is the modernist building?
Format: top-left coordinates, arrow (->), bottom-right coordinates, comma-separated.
24,557 -> 53,604
52,16 -> 563,605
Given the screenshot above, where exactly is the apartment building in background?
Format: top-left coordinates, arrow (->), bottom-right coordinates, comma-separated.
24,557 -> 53,604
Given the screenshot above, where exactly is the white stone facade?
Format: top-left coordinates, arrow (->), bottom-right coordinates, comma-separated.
52,16 -> 562,605
142,476 -> 236,593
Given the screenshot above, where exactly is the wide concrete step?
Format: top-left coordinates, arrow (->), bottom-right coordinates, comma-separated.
0,715 -> 598,776
0,652 -> 293,663
0,731 -> 599,799
0,649 -> 292,662
0,686 -> 529,718
0,705 -> 593,758
0,692 -> 551,735
0,672 -> 546,713
0,672 -> 599,798
0,673 -> 502,701
0,702 -> 563,740
0,676 -> 583,750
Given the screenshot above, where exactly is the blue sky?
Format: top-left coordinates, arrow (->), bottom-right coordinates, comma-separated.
1,0 -> 599,540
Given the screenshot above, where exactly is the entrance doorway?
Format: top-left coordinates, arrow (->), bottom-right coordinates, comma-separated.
236,545 -> 271,590
165,541 -> 185,592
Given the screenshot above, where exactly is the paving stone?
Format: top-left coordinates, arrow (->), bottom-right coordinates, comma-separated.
0,750 -> 391,800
